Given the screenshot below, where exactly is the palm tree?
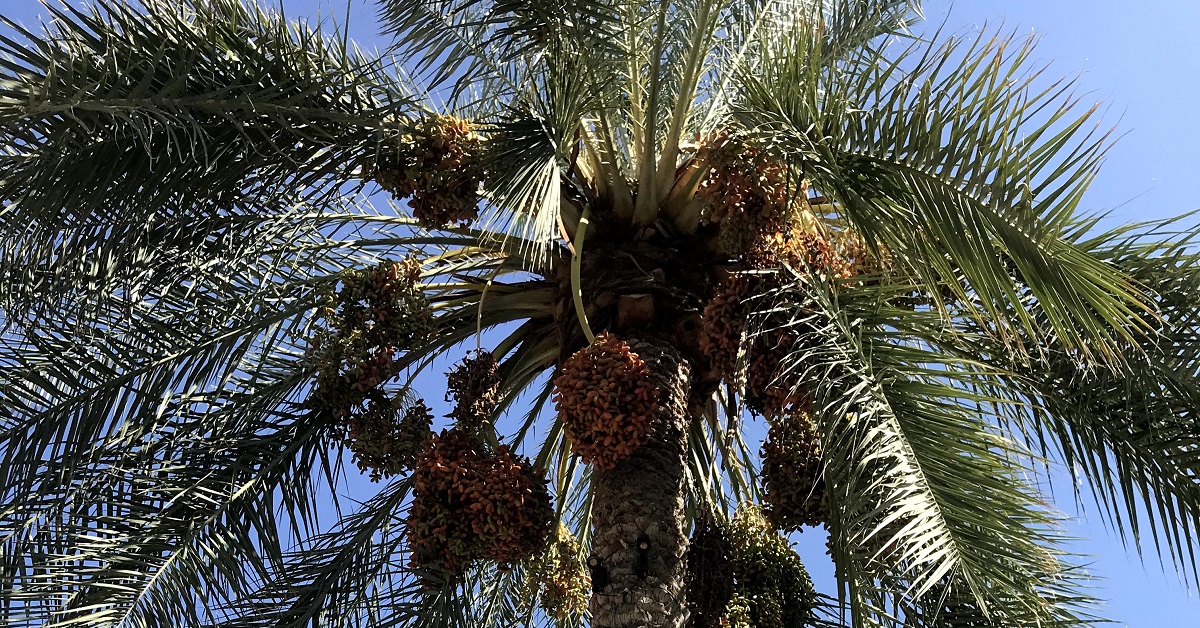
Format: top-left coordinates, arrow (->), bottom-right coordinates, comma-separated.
2,0 -> 1199,626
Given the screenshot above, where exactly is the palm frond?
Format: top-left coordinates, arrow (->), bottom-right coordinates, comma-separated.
822,0 -> 921,62
0,0 -> 412,325
0,327 -> 332,628
377,0 -> 623,97
735,24 -> 1153,363
995,216 -> 1200,586
216,477 -> 424,628
0,192 -> 535,627
759,274 -> 1098,627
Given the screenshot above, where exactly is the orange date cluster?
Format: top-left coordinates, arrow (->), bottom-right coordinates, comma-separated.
552,332 -> 660,470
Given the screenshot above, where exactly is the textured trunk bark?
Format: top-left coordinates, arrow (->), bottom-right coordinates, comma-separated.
589,339 -> 691,628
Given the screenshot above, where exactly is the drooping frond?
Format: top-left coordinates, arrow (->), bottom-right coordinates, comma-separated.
996,216 -> 1200,586
0,289 -> 330,627
759,274 -> 1097,627
0,200 -> 574,627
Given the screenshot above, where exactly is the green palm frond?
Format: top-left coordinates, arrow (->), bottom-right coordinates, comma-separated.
0,331 -> 330,627
0,200 -> 349,626
0,201 -> 498,627
0,0 -> 412,325
735,22 -> 1153,363
822,1 -> 920,61
993,216 -> 1200,585
0,0 -> 406,212
0,223 -> 566,626
379,0 -> 624,94
759,274 -> 1097,627
218,477 -> 417,628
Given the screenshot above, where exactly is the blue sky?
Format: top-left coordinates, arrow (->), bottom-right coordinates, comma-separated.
2,0 -> 1198,625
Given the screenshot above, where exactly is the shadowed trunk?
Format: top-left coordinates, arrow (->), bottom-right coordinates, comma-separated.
590,339 -> 692,628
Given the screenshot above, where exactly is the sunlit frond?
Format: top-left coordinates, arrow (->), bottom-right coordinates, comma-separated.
736,24 -> 1153,363
998,216 -> 1200,586
760,274 -> 1098,627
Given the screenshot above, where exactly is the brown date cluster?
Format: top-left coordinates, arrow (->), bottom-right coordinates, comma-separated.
406,351 -> 553,583
761,411 -> 828,530
696,274 -> 747,380
370,113 -> 485,229
695,130 -> 792,257
694,133 -> 853,419
693,132 -> 880,532
407,429 -> 554,583
697,272 -> 814,418
520,523 -> 590,621
552,332 -> 659,470
306,259 -> 435,479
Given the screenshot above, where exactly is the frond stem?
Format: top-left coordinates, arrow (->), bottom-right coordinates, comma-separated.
570,207 -> 595,344
633,0 -> 672,224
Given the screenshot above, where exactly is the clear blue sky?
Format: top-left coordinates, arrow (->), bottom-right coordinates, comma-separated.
1,1 -> 1198,625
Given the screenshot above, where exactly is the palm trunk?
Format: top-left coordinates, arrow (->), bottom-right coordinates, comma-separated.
590,339 -> 692,628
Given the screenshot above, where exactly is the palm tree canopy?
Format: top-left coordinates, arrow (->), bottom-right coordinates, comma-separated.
1,1 -> 1199,627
